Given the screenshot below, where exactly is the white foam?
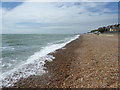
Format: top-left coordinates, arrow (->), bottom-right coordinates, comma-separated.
0,60 -> 2,65
1,35 -> 80,87
1,47 -> 15,51
1,55 -> 54,87
2,63 -> 12,67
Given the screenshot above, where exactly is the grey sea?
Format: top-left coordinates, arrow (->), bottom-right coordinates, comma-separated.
1,34 -> 79,87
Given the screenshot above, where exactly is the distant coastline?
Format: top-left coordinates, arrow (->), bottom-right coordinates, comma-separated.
89,24 -> 120,34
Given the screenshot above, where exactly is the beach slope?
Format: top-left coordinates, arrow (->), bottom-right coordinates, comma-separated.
12,34 -> 119,88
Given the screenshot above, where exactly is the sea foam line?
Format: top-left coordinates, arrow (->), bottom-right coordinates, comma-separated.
1,35 -> 80,87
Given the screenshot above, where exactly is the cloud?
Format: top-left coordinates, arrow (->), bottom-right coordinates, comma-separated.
25,0 -> 119,2
7,0 -> 119,2
1,2 -> 118,34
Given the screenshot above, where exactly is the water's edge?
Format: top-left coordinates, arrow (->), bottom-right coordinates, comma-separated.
1,35 -> 80,87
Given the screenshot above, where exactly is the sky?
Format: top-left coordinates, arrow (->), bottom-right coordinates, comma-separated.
0,1 -> 118,34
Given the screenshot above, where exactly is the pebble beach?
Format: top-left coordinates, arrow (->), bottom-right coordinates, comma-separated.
6,34 -> 119,88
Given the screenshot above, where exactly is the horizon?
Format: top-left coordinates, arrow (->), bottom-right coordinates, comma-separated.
0,1 -> 118,34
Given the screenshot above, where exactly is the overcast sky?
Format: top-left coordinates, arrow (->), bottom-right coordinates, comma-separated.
0,1 -> 118,34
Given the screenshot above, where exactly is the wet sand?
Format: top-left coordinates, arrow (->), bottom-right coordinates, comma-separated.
8,34 -> 119,88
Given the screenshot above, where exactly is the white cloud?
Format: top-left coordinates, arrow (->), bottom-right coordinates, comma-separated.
1,2 -> 118,34
2,0 -> 119,2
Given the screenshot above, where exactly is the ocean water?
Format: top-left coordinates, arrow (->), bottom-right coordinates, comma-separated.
1,34 -> 79,87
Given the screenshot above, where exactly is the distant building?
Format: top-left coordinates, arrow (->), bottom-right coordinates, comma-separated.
109,26 -> 120,32
90,24 -> 120,33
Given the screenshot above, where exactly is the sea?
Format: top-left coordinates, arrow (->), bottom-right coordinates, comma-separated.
0,34 -> 79,87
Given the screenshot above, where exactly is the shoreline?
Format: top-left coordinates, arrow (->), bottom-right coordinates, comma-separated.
5,34 -> 119,88
1,34 -> 79,88
10,34 -> 81,88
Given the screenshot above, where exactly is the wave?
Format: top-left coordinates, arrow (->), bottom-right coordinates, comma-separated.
0,47 -> 15,51
1,35 -> 80,87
